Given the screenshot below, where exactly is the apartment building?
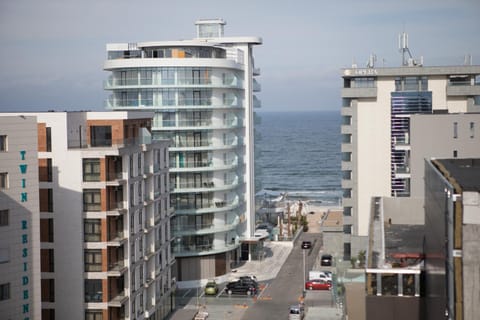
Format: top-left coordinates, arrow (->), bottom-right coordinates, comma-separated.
1,111 -> 174,320
340,62 -> 480,258
0,116 -> 42,320
104,19 -> 262,284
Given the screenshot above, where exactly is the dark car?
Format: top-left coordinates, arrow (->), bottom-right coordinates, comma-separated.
320,254 -> 333,266
226,279 -> 258,296
301,241 -> 312,249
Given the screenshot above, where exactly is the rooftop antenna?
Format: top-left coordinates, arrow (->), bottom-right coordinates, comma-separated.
398,31 -> 413,66
366,53 -> 377,68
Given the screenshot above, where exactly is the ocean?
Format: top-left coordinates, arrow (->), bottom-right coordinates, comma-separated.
255,110 -> 342,206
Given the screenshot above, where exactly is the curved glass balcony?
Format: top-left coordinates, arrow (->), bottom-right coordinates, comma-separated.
105,96 -> 242,109
169,136 -> 238,151
172,216 -> 239,236
174,196 -> 240,214
172,176 -> 239,193
104,76 -> 243,89
169,157 -> 238,172
172,241 -> 239,257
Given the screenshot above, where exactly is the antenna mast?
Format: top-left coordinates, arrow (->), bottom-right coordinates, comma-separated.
399,32 -> 413,66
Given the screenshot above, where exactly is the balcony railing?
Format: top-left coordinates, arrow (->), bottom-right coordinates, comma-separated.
68,136 -> 152,149
104,76 -> 242,88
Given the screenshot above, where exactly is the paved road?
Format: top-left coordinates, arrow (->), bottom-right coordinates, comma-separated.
241,232 -> 328,320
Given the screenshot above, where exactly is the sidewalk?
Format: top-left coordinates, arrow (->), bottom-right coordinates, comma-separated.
230,240 -> 293,281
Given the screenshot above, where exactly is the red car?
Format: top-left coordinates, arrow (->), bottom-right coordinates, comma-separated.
305,279 -> 331,290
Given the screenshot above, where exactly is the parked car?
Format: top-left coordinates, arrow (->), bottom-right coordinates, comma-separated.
289,304 -> 305,320
320,254 -> 333,266
226,279 -> 258,295
308,270 -> 332,282
305,279 -> 332,290
204,280 -> 218,295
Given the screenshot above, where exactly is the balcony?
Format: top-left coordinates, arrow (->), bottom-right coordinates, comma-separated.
170,158 -> 238,173
107,260 -> 127,277
253,79 -> 261,92
68,136 -> 152,149
174,197 -> 240,214
104,76 -> 243,89
108,291 -> 128,308
107,231 -> 126,246
341,87 -> 377,98
173,177 -> 239,193
172,218 -> 239,236
253,96 -> 261,108
106,201 -> 127,216
446,83 -> 480,96
172,241 -> 239,257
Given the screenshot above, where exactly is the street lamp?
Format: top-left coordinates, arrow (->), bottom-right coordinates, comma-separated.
301,241 -> 312,294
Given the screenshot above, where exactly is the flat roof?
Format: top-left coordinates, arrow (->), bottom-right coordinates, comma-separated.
434,158 -> 480,192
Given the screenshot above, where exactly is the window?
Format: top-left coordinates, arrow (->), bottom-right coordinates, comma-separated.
343,225 -> 352,234
0,172 -> 8,190
0,283 -> 10,300
84,250 -> 102,272
0,135 -> 6,151
40,188 -> 53,212
46,127 -> 52,152
90,126 -> 112,147
42,309 -> 55,320
453,122 -> 458,139
83,189 -> 101,211
41,249 -> 54,272
83,159 -> 101,182
84,279 -> 102,302
0,248 -> 9,264
0,209 -> 8,226
85,310 -> 103,320
84,219 -> 101,242
39,158 -> 53,182
453,150 -> 458,158
41,279 -> 55,302
40,219 -> 54,242
470,122 -> 475,138
343,207 -> 352,216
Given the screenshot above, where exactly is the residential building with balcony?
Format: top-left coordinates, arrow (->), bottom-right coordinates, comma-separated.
104,19 -> 262,284
0,116 -> 42,320
341,62 -> 480,259
1,111 -> 174,320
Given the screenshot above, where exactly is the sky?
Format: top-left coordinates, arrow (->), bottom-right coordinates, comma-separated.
0,0 -> 479,112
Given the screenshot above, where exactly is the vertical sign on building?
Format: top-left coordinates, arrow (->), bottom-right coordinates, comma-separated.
19,150 -> 30,319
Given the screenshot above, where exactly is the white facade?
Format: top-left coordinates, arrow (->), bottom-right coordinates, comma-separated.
104,19 -> 262,282
1,111 -> 174,320
0,116 -> 41,320
341,65 -> 480,258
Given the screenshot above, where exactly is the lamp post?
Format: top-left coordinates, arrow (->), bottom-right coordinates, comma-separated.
301,241 -> 312,296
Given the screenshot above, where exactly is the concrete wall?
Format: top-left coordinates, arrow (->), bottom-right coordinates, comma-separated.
463,220 -> 480,320
410,113 -> 480,200
0,116 -> 41,320
382,197 -> 424,225
355,78 -> 394,236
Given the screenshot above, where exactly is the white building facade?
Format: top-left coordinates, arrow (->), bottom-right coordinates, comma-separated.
104,19 -> 262,283
0,116 -> 42,320
341,64 -> 480,258
1,111 -> 174,320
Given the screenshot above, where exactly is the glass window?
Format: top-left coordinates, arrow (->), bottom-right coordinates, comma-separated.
0,135 -> 6,151
84,219 -> 101,242
0,209 -> 8,226
85,310 -> 103,320
84,279 -> 102,302
40,218 -> 54,242
343,207 -> 352,216
84,250 -> 102,272
0,283 -> 10,301
40,249 -> 54,272
90,126 -> 112,147
83,159 -> 101,182
470,122 -> 475,138
0,248 -> 9,264
46,127 -> 52,152
453,122 -> 458,139
0,173 -> 8,190
83,189 -> 101,211
41,279 -> 55,302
